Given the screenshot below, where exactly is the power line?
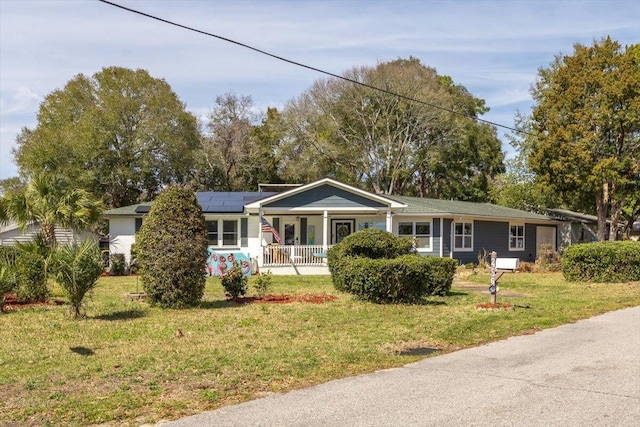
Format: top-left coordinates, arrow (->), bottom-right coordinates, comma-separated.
97,0 -> 527,135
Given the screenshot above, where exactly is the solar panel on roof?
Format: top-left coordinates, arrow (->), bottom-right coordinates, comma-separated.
194,191 -> 278,213
135,205 -> 151,213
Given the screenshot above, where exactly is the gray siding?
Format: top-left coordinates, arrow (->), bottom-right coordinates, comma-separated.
442,218 -> 452,258
265,185 -> 387,209
422,217 -> 440,257
451,220 -> 538,265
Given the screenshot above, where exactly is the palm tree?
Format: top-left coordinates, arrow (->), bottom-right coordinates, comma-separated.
0,172 -> 103,248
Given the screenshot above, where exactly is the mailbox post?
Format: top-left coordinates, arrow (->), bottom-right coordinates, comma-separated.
489,251 -> 497,304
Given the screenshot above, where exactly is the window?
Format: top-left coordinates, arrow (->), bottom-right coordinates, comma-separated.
222,220 -> 238,246
454,221 -> 473,251
134,218 -> 143,233
509,224 -> 525,251
358,221 -> 386,231
398,221 -> 431,249
206,221 -> 218,246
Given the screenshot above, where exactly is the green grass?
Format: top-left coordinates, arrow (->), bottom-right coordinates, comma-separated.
1,273 -> 639,426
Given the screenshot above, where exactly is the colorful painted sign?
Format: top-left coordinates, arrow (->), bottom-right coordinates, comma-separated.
206,249 -> 252,277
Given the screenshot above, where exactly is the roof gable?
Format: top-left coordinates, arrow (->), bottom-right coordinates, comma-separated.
245,178 -> 406,211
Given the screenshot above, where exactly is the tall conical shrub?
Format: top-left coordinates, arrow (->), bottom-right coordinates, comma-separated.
136,185 -> 208,308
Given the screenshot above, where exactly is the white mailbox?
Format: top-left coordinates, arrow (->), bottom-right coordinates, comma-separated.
495,258 -> 520,270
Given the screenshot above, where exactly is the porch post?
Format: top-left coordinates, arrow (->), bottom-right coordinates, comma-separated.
258,209 -> 264,267
386,209 -> 392,233
323,210 -> 328,252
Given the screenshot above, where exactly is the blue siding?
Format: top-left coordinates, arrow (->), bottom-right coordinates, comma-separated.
450,220 -> 539,264
265,184 -> 387,209
442,218 -> 452,258
524,223 -> 538,259
421,217 -> 440,257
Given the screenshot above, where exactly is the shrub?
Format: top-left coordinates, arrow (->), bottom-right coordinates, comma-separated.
221,262 -> 248,298
0,246 -> 19,311
137,185 -> 208,308
254,270 -> 273,297
535,244 -> 562,272
14,249 -> 48,302
334,255 -> 457,303
562,241 -> 640,282
109,253 -> 127,276
50,241 -> 103,319
328,229 -> 457,303
335,228 -> 413,259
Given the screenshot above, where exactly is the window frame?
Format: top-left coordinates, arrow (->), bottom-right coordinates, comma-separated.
222,219 -> 239,247
397,220 -> 432,250
205,219 -> 241,247
205,220 -> 219,246
509,223 -> 525,251
453,221 -> 473,252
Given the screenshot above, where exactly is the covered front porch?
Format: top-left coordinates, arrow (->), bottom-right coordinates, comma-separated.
244,179 -> 407,271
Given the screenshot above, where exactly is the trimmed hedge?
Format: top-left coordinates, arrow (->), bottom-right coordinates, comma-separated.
562,241 -> 640,282
332,255 -> 456,303
328,228 -> 457,303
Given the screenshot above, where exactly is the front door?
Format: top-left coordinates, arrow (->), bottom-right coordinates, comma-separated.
332,220 -> 354,244
284,223 -> 296,245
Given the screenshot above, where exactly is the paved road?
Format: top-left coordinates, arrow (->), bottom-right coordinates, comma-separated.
164,306 -> 640,427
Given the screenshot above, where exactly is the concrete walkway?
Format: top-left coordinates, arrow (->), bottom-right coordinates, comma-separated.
165,306 -> 640,427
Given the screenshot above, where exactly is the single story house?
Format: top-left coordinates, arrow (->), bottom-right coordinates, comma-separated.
104,178 -> 559,275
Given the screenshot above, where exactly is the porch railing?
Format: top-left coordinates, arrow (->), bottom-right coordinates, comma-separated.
262,245 -> 333,267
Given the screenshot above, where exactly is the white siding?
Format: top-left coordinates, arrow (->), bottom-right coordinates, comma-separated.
109,217 -> 137,264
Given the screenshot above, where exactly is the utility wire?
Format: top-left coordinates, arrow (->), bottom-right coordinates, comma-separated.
97,0 -> 527,135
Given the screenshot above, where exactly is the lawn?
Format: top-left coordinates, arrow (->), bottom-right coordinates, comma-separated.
1,272 -> 639,426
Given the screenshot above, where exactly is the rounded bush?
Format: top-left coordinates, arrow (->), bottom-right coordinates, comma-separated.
562,241 -> 640,282
336,228 -> 413,259
136,185 -> 208,308
328,229 -> 457,303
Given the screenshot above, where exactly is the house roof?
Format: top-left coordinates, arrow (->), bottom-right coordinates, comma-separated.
103,192 -> 277,217
391,195 -> 552,221
103,179 -> 553,223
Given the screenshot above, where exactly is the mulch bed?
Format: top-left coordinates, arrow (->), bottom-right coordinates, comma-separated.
475,302 -> 514,311
1,293 -> 66,311
231,294 -> 337,304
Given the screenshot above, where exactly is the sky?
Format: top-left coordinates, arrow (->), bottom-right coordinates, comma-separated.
1,0 -> 638,181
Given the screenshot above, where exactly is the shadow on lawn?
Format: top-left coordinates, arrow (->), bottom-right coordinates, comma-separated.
70,346 -> 95,356
198,300 -> 244,309
93,310 -> 146,321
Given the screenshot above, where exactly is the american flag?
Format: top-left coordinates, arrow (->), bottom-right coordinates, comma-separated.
261,218 -> 281,243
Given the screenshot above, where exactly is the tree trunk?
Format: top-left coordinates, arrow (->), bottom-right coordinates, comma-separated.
608,182 -> 618,241
595,184 -> 609,241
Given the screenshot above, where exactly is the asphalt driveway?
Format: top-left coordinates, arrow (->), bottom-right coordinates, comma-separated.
163,306 -> 640,427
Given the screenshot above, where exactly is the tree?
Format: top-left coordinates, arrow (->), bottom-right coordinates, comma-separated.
529,38 -> 640,240
279,58 -> 504,199
50,240 -> 103,319
136,185 -> 208,308
13,67 -> 201,208
0,172 -> 103,248
200,93 -> 256,191
491,113 -> 556,212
